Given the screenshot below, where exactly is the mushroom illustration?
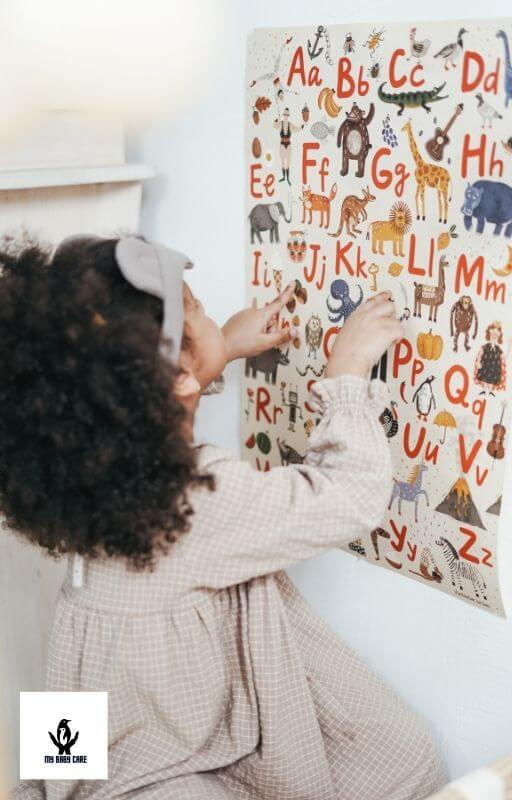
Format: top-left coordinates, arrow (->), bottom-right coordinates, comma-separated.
433,410 -> 457,443
368,262 -> 379,292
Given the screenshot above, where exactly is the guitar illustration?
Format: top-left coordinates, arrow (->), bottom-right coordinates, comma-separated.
425,103 -> 464,162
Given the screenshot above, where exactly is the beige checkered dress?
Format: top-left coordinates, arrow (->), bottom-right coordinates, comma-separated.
13,375 -> 446,800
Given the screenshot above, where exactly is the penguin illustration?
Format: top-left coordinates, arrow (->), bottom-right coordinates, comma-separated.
412,376 -> 436,421
49,718 -> 79,754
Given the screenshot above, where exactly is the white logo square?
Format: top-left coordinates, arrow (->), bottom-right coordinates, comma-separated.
20,692 -> 108,780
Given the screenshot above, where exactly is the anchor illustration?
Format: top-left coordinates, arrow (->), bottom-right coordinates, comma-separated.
307,26 -> 325,60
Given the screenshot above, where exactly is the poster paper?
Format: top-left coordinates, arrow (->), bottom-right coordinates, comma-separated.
243,19 -> 512,615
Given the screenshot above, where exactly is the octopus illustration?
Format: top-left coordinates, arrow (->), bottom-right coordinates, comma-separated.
326,279 -> 363,323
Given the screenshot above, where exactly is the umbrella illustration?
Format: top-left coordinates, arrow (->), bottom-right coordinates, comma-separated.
434,410 -> 457,443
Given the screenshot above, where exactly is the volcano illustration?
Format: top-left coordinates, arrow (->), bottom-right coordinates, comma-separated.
435,476 -> 486,530
486,496 -> 502,516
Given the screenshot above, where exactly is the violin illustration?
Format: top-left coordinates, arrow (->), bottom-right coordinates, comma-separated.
487,402 -> 507,464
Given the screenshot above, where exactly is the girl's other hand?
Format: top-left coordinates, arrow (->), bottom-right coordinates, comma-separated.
325,291 -> 403,380
222,283 -> 298,362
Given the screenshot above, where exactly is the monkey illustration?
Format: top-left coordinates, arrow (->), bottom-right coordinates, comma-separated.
337,102 -> 375,178
304,314 -> 323,358
450,296 -> 478,352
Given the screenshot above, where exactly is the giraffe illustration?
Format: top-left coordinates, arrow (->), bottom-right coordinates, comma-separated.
402,120 -> 451,223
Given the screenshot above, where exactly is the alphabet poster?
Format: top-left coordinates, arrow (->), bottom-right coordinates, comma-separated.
242,19 -> 512,615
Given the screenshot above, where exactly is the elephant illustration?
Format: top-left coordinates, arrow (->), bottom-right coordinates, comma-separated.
249,201 -> 292,244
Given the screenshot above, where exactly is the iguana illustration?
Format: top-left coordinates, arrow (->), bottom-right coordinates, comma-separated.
378,82 -> 448,115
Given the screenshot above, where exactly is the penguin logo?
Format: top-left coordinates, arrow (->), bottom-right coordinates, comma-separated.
48,719 -> 79,755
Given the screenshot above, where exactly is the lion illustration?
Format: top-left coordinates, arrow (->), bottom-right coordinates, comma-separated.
368,201 -> 412,257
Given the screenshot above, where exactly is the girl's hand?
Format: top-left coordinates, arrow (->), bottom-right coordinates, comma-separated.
325,291 -> 403,380
222,283 -> 298,362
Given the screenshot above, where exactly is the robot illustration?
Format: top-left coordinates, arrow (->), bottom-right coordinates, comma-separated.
281,383 -> 303,432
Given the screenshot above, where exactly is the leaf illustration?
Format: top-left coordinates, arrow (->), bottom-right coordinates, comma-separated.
254,96 -> 271,113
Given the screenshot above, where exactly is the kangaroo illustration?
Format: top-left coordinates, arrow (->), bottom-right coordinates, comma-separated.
301,184 -> 337,228
329,186 -> 376,238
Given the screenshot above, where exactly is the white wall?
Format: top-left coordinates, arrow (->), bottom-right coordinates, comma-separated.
129,0 -> 512,781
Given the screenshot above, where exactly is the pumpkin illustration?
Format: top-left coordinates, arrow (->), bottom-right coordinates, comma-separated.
256,431 -> 272,455
417,329 -> 443,360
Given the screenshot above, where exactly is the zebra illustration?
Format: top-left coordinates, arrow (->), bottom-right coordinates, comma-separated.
435,537 -> 487,600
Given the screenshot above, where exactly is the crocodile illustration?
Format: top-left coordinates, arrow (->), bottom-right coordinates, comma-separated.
378,82 -> 448,115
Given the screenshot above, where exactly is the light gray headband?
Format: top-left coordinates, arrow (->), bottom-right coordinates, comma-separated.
115,236 -> 193,363
54,234 -> 193,363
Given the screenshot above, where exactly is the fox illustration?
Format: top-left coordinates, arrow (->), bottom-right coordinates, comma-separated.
301,183 -> 337,228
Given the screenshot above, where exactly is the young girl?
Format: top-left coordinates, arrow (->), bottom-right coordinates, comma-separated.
4,235 -> 445,800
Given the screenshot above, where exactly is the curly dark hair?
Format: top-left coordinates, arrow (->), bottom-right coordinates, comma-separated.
0,236 -> 214,569
485,321 -> 503,345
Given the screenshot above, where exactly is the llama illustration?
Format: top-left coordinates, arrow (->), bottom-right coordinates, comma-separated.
435,537 -> 487,600
388,463 -> 429,523
402,120 -> 451,223
413,256 -> 449,322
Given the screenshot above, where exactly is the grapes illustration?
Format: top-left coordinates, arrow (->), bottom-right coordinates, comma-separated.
382,115 -> 398,148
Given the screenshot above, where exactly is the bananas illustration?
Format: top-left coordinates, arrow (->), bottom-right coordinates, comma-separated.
317,87 -> 331,108
317,87 -> 342,118
492,245 -> 512,277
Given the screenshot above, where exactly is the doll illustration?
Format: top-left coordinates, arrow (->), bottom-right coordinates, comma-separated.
474,322 -> 507,396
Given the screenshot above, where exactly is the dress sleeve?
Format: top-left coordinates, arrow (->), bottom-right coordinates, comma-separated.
185,374 -> 393,589
9,782 -> 45,800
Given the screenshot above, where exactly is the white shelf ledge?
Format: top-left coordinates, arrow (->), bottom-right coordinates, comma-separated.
0,163 -> 155,191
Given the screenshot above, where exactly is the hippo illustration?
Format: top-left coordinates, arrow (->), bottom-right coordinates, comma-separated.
461,180 -> 512,237
245,347 -> 290,384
